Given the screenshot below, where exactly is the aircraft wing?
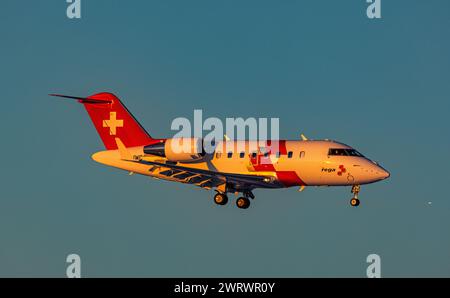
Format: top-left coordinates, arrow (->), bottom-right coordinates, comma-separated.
132,159 -> 282,190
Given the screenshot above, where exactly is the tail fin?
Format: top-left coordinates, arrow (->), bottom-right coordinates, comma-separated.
52,92 -> 155,150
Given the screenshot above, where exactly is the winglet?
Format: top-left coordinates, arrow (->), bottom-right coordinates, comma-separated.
115,137 -> 133,160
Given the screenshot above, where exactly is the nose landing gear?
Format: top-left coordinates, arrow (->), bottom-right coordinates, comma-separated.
350,185 -> 361,207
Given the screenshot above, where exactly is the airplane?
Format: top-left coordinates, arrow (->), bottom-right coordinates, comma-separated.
51,92 -> 390,209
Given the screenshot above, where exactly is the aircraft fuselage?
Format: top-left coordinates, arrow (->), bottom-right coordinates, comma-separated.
92,139 -> 390,189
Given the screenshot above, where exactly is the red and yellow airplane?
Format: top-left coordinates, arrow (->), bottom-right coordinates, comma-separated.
52,92 -> 390,209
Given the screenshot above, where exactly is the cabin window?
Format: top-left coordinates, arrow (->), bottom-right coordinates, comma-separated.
251,152 -> 257,159
299,151 -> 305,159
215,152 -> 222,159
227,152 -> 233,158
239,152 -> 245,158
287,151 -> 293,158
264,152 -> 269,158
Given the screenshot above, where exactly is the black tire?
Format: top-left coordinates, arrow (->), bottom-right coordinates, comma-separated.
214,193 -> 228,205
236,197 -> 250,209
350,198 -> 360,207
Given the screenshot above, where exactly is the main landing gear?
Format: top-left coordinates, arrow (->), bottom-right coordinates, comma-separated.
236,191 -> 254,209
213,192 -> 228,205
350,185 -> 361,207
213,190 -> 254,209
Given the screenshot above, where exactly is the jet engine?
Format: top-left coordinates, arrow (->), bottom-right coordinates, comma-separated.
143,138 -> 205,162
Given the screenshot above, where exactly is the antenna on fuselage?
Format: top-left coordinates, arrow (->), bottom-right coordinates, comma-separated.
300,134 -> 308,141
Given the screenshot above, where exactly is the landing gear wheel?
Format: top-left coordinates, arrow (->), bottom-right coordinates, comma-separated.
350,198 -> 360,207
236,197 -> 250,209
214,193 -> 228,205
350,185 -> 361,207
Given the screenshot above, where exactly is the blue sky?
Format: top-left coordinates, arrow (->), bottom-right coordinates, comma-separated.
0,0 -> 449,277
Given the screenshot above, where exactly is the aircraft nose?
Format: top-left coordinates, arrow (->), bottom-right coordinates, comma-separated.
375,165 -> 390,180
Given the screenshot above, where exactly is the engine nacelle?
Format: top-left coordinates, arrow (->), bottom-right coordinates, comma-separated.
143,138 -> 205,162
165,138 -> 205,162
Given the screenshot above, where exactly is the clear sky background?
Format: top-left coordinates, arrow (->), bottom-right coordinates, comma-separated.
0,0 -> 449,277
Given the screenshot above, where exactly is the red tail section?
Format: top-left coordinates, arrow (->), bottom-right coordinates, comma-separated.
53,92 -> 157,150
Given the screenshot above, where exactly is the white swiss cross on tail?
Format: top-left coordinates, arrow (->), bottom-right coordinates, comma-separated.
103,112 -> 124,135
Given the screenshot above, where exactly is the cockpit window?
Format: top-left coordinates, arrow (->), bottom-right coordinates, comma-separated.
347,149 -> 364,157
328,148 -> 364,157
